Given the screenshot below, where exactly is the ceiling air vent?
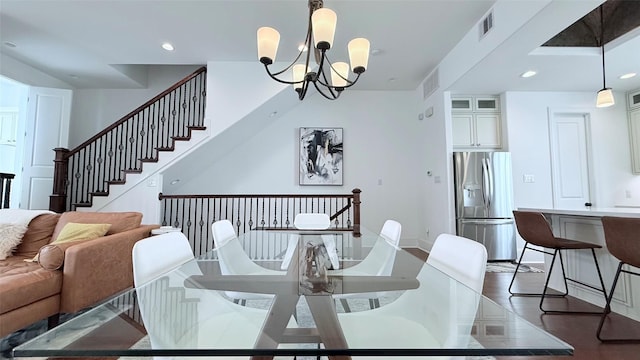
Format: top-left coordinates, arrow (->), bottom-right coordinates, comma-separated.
422,68 -> 439,100
479,11 -> 494,39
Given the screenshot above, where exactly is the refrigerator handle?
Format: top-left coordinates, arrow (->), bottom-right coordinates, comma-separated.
481,158 -> 489,209
486,156 -> 493,210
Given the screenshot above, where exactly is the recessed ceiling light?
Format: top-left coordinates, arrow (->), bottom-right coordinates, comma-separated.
520,70 -> 537,78
162,42 -> 174,51
3,41 -> 16,48
619,72 -> 637,80
298,44 -> 308,52
170,179 -> 180,185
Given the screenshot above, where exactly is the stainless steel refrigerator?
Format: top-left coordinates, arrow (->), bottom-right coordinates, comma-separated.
453,151 -> 516,261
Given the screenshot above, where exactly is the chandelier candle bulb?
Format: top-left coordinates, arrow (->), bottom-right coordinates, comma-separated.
311,8 -> 337,50
348,38 -> 370,73
331,62 -> 349,88
257,27 -> 280,64
293,64 -> 308,90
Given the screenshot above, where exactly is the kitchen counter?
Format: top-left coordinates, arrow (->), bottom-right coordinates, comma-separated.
517,207 -> 640,218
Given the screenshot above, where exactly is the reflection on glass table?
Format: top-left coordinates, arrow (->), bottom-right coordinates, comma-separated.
14,229 -> 573,358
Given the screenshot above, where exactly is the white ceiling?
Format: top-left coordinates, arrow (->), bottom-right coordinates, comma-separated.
1,0 -> 639,94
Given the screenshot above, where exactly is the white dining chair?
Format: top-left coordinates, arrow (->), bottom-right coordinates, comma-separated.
331,219 -> 402,311
293,213 -> 331,230
212,219 -> 284,304
132,232 -> 293,360
337,233 -> 487,360
280,213 -> 333,270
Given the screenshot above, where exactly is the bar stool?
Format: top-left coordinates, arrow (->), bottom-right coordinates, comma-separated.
510,210 -> 608,314
597,216 -> 640,342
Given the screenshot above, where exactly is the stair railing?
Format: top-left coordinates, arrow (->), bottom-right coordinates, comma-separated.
158,189 -> 361,257
0,172 -> 15,209
50,67 -> 207,212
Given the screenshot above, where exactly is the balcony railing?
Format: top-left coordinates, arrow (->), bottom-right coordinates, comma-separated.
158,189 -> 361,256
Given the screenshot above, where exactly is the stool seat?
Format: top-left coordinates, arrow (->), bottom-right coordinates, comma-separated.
597,216 -> 640,342
509,211 -> 608,315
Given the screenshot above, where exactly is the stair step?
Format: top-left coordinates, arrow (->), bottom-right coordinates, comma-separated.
156,146 -> 175,151
123,169 -> 143,174
188,126 -> 206,131
90,191 -> 109,197
107,180 -> 126,185
73,202 -> 93,208
140,158 -> 159,163
172,136 -> 191,141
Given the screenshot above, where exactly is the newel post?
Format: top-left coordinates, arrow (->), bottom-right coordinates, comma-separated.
49,147 -> 69,213
352,188 -> 361,237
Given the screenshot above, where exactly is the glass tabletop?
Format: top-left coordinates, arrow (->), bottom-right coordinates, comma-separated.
14,230 -> 573,358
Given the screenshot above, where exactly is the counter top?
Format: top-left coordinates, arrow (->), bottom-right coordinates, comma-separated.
518,207 -> 640,218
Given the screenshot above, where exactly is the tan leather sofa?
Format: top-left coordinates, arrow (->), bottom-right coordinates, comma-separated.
0,211 -> 159,338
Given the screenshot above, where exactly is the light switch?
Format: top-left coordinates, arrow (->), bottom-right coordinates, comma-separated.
523,174 -> 535,183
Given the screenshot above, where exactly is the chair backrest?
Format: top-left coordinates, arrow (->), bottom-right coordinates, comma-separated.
211,219 -> 237,247
601,216 -> 640,268
380,219 -> 402,246
294,213 -> 330,230
426,233 -> 488,293
512,210 -> 559,248
132,232 -> 194,287
212,219 -> 271,275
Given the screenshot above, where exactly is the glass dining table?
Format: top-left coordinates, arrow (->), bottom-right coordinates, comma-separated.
13,229 -> 573,359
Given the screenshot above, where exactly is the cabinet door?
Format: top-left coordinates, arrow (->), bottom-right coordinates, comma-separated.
630,109 -> 640,174
452,114 -> 475,147
451,97 -> 473,111
475,97 -> 500,112
475,114 -> 501,148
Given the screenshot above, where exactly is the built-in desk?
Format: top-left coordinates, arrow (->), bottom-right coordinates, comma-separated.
518,207 -> 640,322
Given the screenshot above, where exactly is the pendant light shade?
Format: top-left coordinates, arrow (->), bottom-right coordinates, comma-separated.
330,62 -> 349,88
348,38 -> 370,74
292,64 -> 308,90
257,27 -> 280,64
311,8 -> 337,50
596,88 -> 615,108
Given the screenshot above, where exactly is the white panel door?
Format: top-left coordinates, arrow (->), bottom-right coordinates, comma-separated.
21,87 -> 71,209
549,111 -> 591,209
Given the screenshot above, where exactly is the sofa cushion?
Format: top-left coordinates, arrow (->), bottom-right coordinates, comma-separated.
35,223 -> 111,269
52,211 -> 142,241
14,213 -> 61,258
0,255 -> 62,314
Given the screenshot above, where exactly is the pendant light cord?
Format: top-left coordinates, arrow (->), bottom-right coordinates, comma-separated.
600,5 -> 606,89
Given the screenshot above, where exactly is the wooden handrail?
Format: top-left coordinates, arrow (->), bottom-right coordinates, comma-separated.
67,66 -> 207,156
50,67 -> 207,212
158,189 -> 362,256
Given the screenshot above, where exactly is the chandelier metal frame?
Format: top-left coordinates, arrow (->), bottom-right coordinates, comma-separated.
258,0 -> 368,101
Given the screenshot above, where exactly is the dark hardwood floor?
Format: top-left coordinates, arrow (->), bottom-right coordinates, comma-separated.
485,272 -> 640,360
406,247 -> 640,359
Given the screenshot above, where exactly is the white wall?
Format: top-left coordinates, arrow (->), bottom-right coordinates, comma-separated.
177,90 -> 425,246
69,65 -> 201,148
505,90 -> 636,209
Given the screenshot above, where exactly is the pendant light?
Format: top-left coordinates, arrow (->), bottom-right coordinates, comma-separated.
596,4 -> 614,108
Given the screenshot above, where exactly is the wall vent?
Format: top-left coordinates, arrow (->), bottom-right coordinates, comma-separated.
422,68 -> 439,100
479,10 -> 494,39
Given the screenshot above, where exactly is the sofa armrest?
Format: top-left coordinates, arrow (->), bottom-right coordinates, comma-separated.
59,224 -> 159,313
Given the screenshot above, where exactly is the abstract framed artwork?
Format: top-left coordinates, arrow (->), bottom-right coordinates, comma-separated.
299,127 -> 343,186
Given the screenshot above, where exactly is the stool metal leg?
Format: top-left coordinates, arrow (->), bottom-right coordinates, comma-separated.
597,262 -> 640,342
509,243 -> 566,297
541,248 -> 608,315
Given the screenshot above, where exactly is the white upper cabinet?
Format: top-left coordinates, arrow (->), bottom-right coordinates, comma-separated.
452,95 -> 502,149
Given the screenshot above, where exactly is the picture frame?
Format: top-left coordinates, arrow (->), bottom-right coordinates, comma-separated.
299,127 -> 343,186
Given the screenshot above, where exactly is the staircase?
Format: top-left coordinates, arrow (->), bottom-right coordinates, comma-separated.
50,67 -> 207,212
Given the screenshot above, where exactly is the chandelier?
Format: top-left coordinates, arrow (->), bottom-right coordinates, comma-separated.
256,0 -> 370,100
